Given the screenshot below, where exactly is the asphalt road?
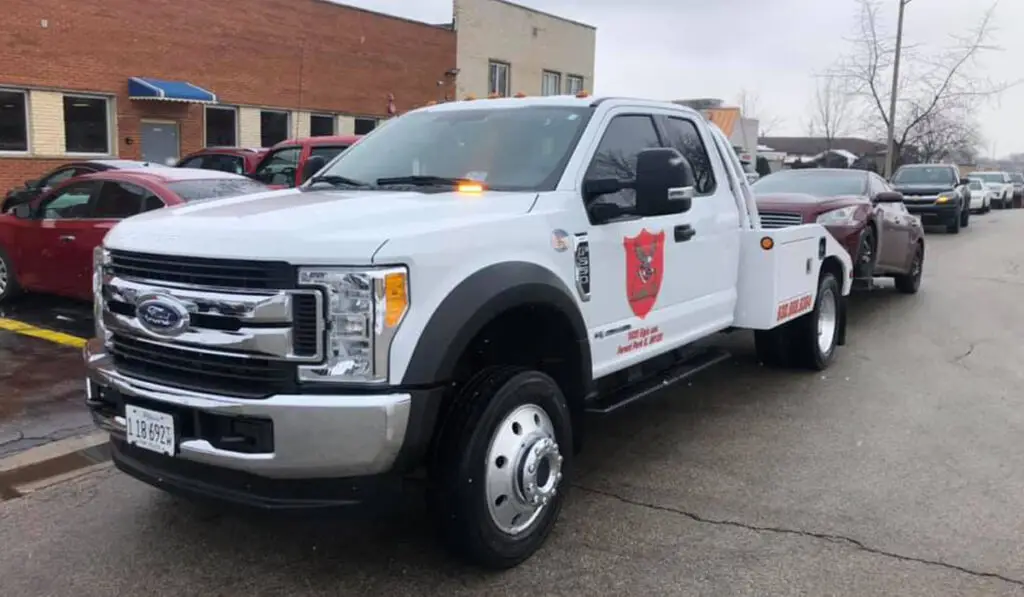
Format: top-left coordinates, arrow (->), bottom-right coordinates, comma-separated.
3,212 -> 1024,595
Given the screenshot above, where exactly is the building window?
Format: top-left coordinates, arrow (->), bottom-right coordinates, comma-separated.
205,106 -> 237,147
260,110 -> 290,146
488,61 -> 510,97
0,89 -> 28,152
310,114 -> 335,137
542,71 -> 562,96
354,118 -> 377,135
64,95 -> 110,154
566,75 -> 585,95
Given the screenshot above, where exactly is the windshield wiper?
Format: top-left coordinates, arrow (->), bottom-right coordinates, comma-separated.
306,174 -> 373,188
375,175 -> 477,187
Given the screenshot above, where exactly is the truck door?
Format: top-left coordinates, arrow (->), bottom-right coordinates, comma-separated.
578,111 -> 730,377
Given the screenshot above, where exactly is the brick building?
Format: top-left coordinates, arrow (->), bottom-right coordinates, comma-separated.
454,0 -> 595,99
0,0 -> 456,190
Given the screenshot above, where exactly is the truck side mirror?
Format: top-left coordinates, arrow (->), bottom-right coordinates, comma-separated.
958,178 -> 970,186
300,155 -> 327,184
634,147 -> 695,216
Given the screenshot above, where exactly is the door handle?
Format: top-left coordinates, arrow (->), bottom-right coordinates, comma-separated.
59,234 -> 76,243
674,224 -> 696,242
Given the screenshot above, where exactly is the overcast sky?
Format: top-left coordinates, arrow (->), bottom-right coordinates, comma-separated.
342,0 -> 1024,156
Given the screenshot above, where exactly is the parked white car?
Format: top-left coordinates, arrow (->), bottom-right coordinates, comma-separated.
971,171 -> 1015,209
966,177 -> 994,213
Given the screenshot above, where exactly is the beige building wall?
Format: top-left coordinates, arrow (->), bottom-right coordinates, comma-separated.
238,107 -> 262,148
454,0 -> 596,99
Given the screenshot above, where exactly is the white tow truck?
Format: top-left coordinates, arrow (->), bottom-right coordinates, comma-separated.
84,94 -> 853,569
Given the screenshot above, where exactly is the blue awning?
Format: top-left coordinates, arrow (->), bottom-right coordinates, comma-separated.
128,77 -> 218,104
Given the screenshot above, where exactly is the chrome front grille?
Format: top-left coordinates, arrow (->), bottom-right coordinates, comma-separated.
100,250 -> 324,398
758,212 -> 804,228
108,250 -> 296,290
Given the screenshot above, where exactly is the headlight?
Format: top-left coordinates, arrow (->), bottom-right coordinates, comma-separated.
93,246 -> 110,340
297,266 -> 409,384
816,206 -> 859,225
936,195 -> 951,203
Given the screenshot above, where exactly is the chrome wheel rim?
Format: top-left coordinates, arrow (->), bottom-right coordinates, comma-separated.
912,249 -> 923,279
816,288 -> 838,354
485,403 -> 563,536
858,233 -> 874,268
0,258 -> 7,295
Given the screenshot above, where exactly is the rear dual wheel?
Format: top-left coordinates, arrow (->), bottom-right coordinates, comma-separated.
754,271 -> 841,371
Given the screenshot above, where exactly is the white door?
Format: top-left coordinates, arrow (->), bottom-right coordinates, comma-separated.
575,110 -> 726,378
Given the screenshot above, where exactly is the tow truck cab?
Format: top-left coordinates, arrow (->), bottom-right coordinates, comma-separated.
85,95 -> 852,570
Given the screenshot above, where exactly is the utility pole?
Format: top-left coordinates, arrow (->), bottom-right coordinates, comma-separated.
884,0 -> 910,178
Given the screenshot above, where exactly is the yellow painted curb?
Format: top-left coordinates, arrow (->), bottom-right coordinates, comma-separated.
0,318 -> 87,348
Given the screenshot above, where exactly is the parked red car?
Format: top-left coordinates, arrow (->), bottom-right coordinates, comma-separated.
0,169 -> 268,303
250,135 -> 362,188
752,168 -> 925,293
2,159 -> 169,213
176,147 -> 269,175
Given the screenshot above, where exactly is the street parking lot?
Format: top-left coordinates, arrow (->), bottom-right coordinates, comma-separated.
1,212 -> 1024,595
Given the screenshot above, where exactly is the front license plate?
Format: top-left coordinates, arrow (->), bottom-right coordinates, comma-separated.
125,405 -> 176,456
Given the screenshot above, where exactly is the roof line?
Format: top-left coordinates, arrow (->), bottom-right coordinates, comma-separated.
489,0 -> 596,30
312,0 -> 454,30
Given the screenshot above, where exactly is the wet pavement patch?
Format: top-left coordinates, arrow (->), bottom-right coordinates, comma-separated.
0,295 -> 94,340
0,328 -> 92,458
0,442 -> 110,500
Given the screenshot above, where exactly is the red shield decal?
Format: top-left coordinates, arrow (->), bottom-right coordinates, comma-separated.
623,229 -> 665,319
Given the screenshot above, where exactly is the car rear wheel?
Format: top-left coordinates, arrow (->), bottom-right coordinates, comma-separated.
0,247 -> 21,303
895,243 -> 924,294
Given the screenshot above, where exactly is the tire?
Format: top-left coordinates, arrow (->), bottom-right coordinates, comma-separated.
429,366 -> 573,570
894,243 -> 923,294
853,226 -> 877,279
0,246 -> 21,303
793,272 -> 842,371
946,211 -> 961,234
960,204 -> 970,227
983,199 -> 990,214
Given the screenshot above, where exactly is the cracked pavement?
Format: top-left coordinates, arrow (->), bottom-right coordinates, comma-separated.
2,212 -> 1024,595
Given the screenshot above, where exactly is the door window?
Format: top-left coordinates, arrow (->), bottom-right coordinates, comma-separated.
204,154 -> 246,174
40,182 -> 98,219
92,181 -> 153,218
178,156 -> 206,168
42,167 -> 82,188
584,115 -> 662,214
142,195 -> 165,213
253,147 -> 301,186
661,117 -> 716,195
309,145 -> 349,163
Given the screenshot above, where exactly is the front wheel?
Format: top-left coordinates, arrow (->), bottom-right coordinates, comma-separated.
854,226 -> 876,279
960,205 -> 970,227
0,247 -> 21,303
429,367 -> 573,570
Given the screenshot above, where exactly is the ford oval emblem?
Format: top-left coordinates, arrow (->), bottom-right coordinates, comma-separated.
136,295 -> 191,337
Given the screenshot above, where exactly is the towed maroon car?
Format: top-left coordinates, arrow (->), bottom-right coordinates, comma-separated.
752,168 -> 925,293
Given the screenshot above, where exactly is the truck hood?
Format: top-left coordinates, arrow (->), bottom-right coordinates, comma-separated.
891,183 -> 956,196
104,187 -> 538,264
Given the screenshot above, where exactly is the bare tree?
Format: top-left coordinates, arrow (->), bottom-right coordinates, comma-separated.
808,75 -> 854,151
831,0 -> 1014,167
735,89 -> 783,137
906,107 -> 983,163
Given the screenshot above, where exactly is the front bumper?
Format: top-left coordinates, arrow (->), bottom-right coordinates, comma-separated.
84,338 -> 415,482
903,201 -> 959,223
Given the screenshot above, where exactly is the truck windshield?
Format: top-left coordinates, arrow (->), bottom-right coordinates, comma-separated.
313,105 -> 592,192
892,166 -> 956,185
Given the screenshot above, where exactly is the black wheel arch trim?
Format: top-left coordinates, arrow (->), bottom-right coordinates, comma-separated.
400,261 -> 593,390
391,262 -> 593,473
